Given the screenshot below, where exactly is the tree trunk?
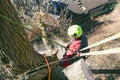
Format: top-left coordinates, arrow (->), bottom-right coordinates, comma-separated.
51,59 -> 95,80
0,0 -> 52,79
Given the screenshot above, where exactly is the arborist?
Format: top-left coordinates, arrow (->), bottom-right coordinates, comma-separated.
61,25 -> 90,67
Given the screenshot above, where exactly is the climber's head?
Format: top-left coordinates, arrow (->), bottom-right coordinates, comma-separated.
67,25 -> 83,39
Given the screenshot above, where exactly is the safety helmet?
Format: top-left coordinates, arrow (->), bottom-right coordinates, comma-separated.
67,25 -> 83,38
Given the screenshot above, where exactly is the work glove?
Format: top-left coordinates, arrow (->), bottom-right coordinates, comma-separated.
74,51 -> 82,57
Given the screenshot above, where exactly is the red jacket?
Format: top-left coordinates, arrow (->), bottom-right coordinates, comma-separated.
62,34 -> 89,67
66,39 -> 81,57
62,39 -> 81,67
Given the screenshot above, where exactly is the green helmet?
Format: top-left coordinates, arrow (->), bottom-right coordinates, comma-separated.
67,25 -> 83,38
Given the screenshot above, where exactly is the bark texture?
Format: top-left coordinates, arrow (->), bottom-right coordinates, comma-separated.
0,0 -> 49,79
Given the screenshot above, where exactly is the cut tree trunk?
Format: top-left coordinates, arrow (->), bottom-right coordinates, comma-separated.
51,59 -> 95,80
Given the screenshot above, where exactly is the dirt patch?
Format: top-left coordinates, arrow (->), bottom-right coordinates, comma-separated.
86,3 -> 120,80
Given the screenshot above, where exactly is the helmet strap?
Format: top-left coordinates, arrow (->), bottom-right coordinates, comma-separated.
72,33 -> 77,39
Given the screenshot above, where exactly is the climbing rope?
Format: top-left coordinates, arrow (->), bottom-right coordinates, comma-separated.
80,32 -> 120,52
81,47 -> 120,56
26,47 -> 120,75
43,53 -> 51,80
